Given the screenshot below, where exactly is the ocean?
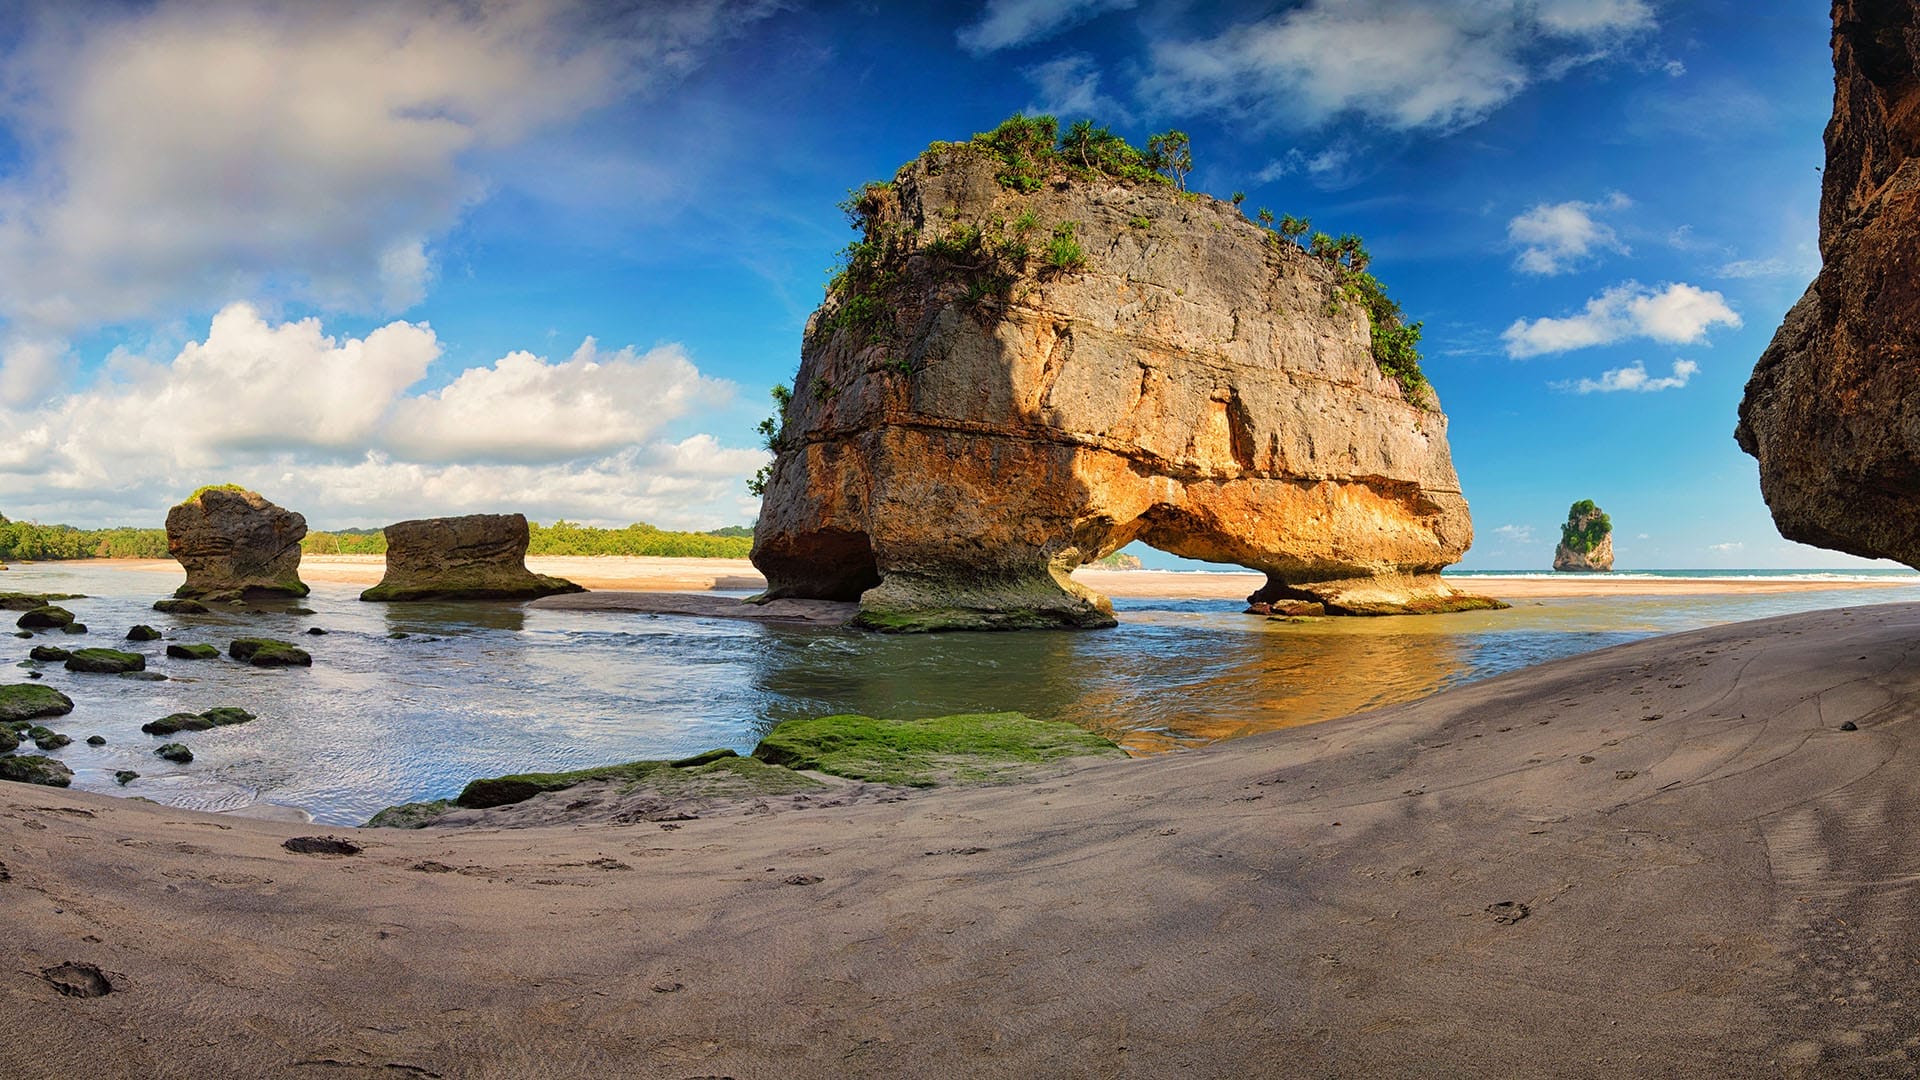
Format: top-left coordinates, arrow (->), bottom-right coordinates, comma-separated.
4,561 -> 1916,825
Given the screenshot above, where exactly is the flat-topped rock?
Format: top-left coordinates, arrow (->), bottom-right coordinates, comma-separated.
360,514 -> 583,602
166,486 -> 308,601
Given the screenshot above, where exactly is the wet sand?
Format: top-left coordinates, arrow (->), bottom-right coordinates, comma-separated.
103,555 -> 1920,601
5,602 -> 1920,1076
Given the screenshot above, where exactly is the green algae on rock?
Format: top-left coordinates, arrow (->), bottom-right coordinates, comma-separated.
152,598 -> 209,614
451,749 -> 821,811
141,707 -> 255,736
165,643 -> 220,660
16,605 -> 75,629
0,683 -> 74,723
154,743 -> 193,763
125,625 -> 163,641
27,645 -> 71,662
752,711 -> 1125,787
228,638 -> 311,667
0,754 -> 72,787
64,648 -> 145,674
0,592 -> 84,612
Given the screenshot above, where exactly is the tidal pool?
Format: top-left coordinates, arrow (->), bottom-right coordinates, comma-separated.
5,561 -> 1914,825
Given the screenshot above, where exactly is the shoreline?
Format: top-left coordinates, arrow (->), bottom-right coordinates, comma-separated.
80,554 -> 1920,601
4,602 -> 1918,1074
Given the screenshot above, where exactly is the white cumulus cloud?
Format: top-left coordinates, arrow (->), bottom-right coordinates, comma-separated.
958,0 -> 1137,55
1503,282 -> 1741,358
1492,523 -> 1536,545
1558,359 -> 1699,394
1140,0 -> 1654,133
1508,193 -> 1631,275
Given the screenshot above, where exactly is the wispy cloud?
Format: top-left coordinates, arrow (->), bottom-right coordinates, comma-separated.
957,0 -> 1136,55
1556,359 -> 1699,394
1022,54 -> 1131,122
1140,0 -> 1654,133
1503,282 -> 1740,358
1508,193 -> 1631,275
1492,523 -> 1536,545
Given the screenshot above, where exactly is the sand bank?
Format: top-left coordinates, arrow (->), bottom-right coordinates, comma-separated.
4,602 -> 1919,1075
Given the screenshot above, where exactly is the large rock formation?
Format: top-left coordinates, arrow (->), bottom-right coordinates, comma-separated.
360,514 -> 583,602
751,128 -> 1495,630
166,486 -> 308,601
1552,500 -> 1614,572
1737,1 -> 1920,562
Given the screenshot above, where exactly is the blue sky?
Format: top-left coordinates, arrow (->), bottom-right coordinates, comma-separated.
0,0 -> 1872,570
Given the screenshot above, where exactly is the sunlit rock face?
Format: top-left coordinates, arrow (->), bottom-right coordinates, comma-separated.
166,487 -> 308,601
360,514 -> 582,602
751,143 -> 1495,631
1738,0 -> 1920,564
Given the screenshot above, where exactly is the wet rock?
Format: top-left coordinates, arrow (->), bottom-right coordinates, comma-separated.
85,734 -> 105,746
282,835 -> 362,856
28,645 -> 71,662
0,754 -> 73,787
364,800 -> 456,829
0,683 -> 74,722
114,770 -> 138,785
152,598 -> 209,615
31,727 -> 71,750
119,671 -> 167,682
125,625 -> 162,642
305,627 -> 327,636
0,728 -> 14,753
165,485 -> 308,601
141,707 -> 254,736
16,605 -> 74,629
154,743 -> 193,763
227,638 -> 311,667
9,631 -> 27,639
288,607 -> 316,616
360,513 -> 583,602
0,591 -> 84,612
165,643 -> 220,660
60,623 -> 88,635
63,649 -> 145,674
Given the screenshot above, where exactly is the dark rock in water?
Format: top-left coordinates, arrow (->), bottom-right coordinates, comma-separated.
288,607 -> 316,616
125,625 -> 162,641
0,754 -> 72,787
165,643 -> 220,660
60,623 -> 87,634
227,638 -> 311,667
16,605 -> 74,629
306,627 -> 327,636
360,513 -> 584,602
64,648 -> 144,674
32,728 -> 70,750
0,591 -> 84,612
10,631 -> 27,639
388,631 -> 410,639
119,671 -> 167,682
39,962 -> 113,998
0,683 -> 74,722
364,800 -> 455,829
166,486 -> 309,601
282,835 -> 362,856
114,770 -> 139,785
152,598 -> 209,614
28,645 -> 71,661
24,671 -> 38,679
0,728 -> 15,753
142,707 -> 254,736
86,734 -> 105,746
154,742 -> 193,763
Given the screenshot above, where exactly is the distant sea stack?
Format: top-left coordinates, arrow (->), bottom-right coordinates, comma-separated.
360,514 -> 583,602
750,117 -> 1497,631
1553,500 -> 1614,572
166,485 -> 308,601
1737,0 -> 1920,564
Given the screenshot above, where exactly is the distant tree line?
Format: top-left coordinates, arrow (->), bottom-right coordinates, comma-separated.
0,519 -> 169,560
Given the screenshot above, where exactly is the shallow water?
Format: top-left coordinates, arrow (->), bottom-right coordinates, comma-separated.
5,562 -> 1916,826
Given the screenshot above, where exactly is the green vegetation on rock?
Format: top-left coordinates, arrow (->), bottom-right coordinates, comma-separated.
153,598 -> 209,614
752,711 -> 1125,787
27,645 -> 70,661
451,748 -> 822,811
126,625 -> 162,641
228,638 -> 311,667
165,643 -> 220,660
0,754 -> 72,787
64,648 -> 144,674
0,592 -> 85,611
16,605 -> 74,629
155,743 -> 193,763
140,707 -> 254,736
1561,499 -> 1614,554
0,683 -> 73,722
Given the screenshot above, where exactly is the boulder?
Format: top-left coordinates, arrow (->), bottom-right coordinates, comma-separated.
0,754 -> 72,787
64,648 -> 145,674
125,625 -> 162,641
27,645 -> 70,662
152,598 -> 209,614
228,638 -> 311,667
1738,1 -> 1920,562
0,592 -> 83,612
165,486 -> 308,601
165,643 -> 220,660
59,623 -> 87,635
0,728 -> 13,753
141,707 -> 254,736
31,727 -> 69,750
154,743 -> 193,763
0,684 -> 74,723
114,770 -> 138,785
751,133 -> 1496,629
359,514 -> 583,602
1552,500 -> 1615,572
17,605 -> 74,629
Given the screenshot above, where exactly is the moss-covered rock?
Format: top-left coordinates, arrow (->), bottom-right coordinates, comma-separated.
0,754 -> 72,787
451,748 -> 821,810
752,711 -> 1126,786
125,625 -> 162,641
365,799 -> 456,828
114,769 -> 139,785
30,727 -> 70,750
165,643 -> 220,660
64,648 -> 145,674
60,622 -> 88,635
152,598 -> 209,614
27,645 -> 71,662
154,742 -> 193,763
85,734 -> 105,746
0,683 -> 74,722
0,592 -> 84,612
141,707 -> 254,735
228,638 -> 311,667
17,605 -> 74,629
0,728 -> 15,753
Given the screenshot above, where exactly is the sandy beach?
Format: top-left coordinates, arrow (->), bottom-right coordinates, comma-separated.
3,601 -> 1917,1076
106,554 -> 1920,601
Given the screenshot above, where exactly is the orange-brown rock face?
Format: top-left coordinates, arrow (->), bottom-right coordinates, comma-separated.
752,146 -> 1494,630
1738,1 -> 1920,561
165,486 -> 307,601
